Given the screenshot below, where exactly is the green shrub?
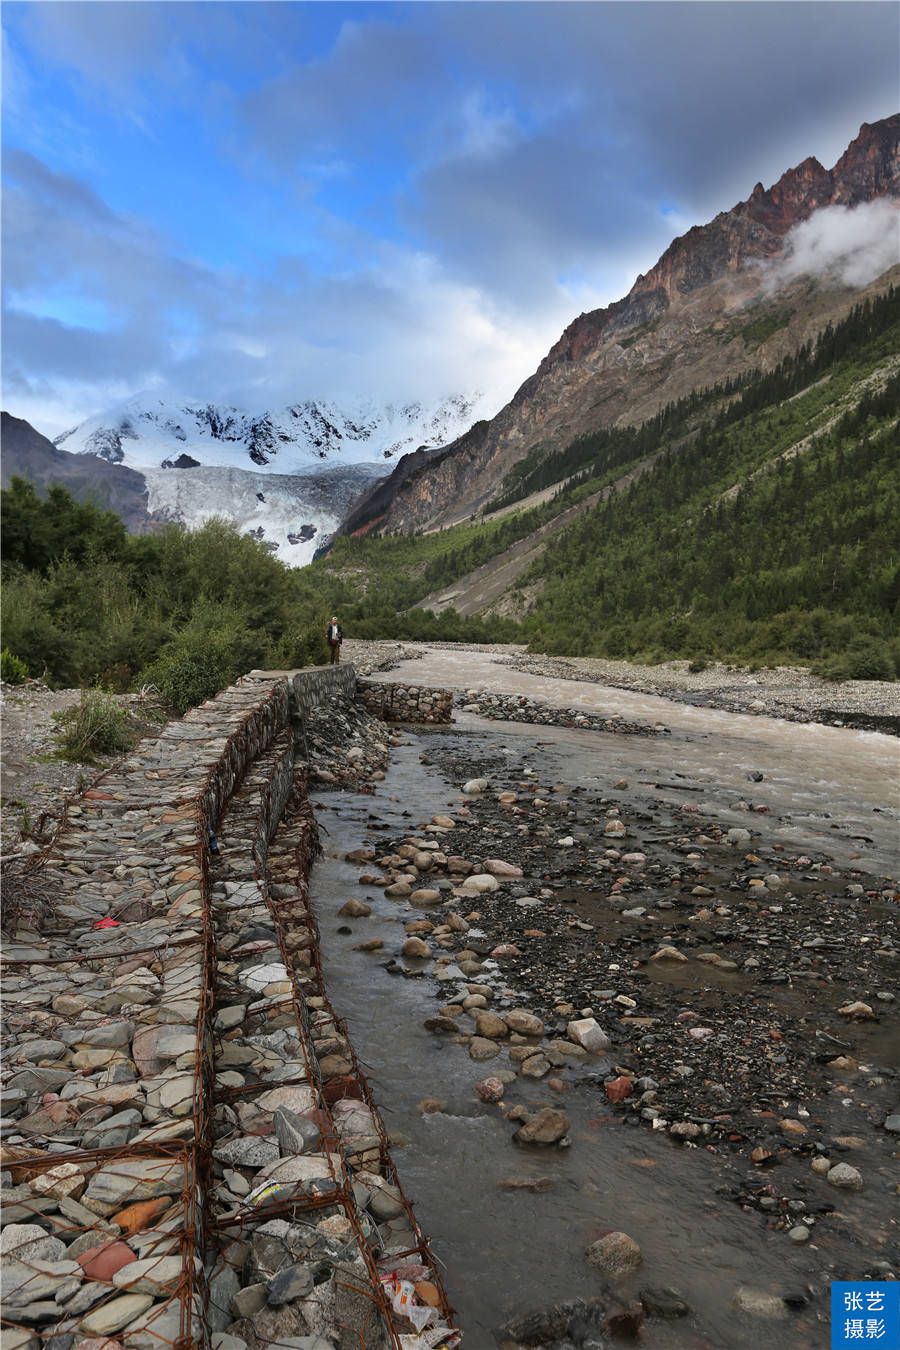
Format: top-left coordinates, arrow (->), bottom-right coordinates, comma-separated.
52,689 -> 134,762
1,649 -> 29,684
841,643 -> 896,682
145,634 -> 232,714
688,658 -> 708,673
815,642 -> 895,683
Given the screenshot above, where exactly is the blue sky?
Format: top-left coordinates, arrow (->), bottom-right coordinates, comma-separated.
2,1 -> 897,436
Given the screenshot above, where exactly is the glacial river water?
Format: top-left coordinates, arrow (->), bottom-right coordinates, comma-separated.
307,650 -> 899,1347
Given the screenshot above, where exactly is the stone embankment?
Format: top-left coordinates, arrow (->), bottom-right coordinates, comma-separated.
356,684 -> 454,726
455,691 -> 666,736
1,666 -> 460,1350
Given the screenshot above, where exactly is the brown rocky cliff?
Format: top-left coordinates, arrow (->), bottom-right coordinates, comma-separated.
340,114 -> 900,536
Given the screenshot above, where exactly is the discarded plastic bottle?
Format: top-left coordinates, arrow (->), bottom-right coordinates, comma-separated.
207,826 -> 220,855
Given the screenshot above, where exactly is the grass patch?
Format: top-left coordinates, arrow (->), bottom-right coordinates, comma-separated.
51,689 -> 136,763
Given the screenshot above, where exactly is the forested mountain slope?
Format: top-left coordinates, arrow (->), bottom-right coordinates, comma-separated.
315,286 -> 900,675
341,114 -> 899,536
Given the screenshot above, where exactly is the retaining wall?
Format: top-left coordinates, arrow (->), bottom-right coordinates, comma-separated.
0,663 -> 457,1350
356,679 -> 454,724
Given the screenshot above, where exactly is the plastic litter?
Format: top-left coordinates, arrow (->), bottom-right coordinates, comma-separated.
381,1275 -> 439,1334
92,917 -> 120,930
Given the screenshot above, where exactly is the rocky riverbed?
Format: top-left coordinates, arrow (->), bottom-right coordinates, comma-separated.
319,713 -> 898,1346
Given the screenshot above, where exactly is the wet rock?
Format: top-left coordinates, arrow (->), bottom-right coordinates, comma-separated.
474,1078 -> 506,1103
475,1012 -> 508,1039
650,946 -> 688,963
640,1286 -> 689,1318
567,1018 -> 610,1053
585,1232 -> 642,1280
826,1163 -> 864,1191
504,1009 -> 545,1037
732,1287 -> 788,1318
338,898 -> 371,918
483,859 -> 523,878
469,1037 -> 501,1062
605,1076 -> 633,1103
837,1001 -> 876,1020
490,943 -> 523,959
520,1055 -> 551,1078
410,889 -> 441,904
604,1300 -> 645,1338
401,937 -> 432,958
514,1108 -> 570,1146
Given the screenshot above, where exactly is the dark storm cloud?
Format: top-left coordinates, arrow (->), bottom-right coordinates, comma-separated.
396,3 -> 899,301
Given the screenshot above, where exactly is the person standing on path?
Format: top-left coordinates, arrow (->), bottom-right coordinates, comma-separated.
326,616 -> 343,664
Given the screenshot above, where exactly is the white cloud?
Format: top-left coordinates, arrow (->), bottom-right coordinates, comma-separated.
763,198 -> 900,291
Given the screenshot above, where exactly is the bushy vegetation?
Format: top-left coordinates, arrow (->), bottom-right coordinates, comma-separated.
1,649 -> 29,684
5,287 -> 897,696
0,488 -> 335,703
51,688 -> 135,762
311,287 -> 900,675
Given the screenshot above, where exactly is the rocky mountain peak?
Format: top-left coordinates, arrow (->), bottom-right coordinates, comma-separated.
340,113 -> 899,538
523,115 -> 900,382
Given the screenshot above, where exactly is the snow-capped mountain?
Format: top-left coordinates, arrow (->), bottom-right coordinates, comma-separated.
54,393 -> 484,473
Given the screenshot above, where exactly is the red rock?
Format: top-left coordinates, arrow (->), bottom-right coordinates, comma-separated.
605,1076 -> 633,1103
77,1240 -> 137,1281
108,1196 -> 171,1235
474,1077 -> 505,1103
604,1301 -> 645,1339
322,1074 -> 363,1105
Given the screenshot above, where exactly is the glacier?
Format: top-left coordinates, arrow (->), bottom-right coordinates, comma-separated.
142,462 -> 388,567
51,390 -> 483,567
